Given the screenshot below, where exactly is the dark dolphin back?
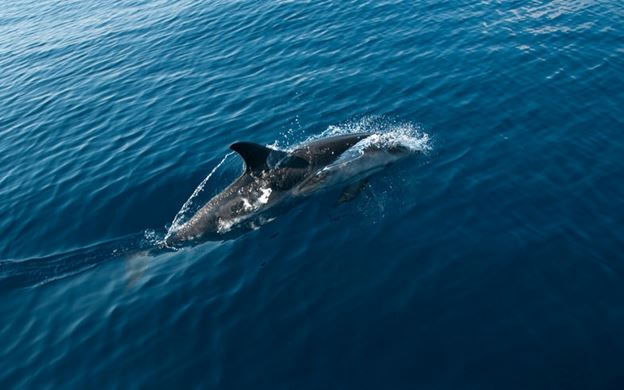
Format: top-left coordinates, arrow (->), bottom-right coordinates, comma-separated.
292,133 -> 372,167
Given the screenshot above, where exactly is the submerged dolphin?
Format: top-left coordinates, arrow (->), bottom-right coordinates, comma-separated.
165,132 -> 413,246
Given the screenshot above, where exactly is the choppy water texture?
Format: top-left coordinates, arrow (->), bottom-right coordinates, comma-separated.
1,0 -> 624,388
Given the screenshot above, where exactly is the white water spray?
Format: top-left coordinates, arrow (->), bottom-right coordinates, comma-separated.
164,152 -> 234,242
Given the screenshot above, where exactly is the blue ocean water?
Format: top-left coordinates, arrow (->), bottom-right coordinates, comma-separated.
1,0 -> 624,387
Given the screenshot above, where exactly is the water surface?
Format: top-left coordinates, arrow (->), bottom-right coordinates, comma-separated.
1,0 -> 623,388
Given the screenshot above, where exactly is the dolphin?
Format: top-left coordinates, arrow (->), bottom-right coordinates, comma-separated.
164,132 -> 413,246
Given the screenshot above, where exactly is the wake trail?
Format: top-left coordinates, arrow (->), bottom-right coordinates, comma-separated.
0,232 -> 153,291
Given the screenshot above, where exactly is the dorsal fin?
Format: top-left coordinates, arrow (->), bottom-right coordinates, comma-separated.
230,142 -> 274,172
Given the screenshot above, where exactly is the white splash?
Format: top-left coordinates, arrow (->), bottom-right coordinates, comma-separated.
217,217 -> 238,234
258,187 -> 272,204
164,152 -> 234,241
241,198 -> 253,211
284,116 -> 431,154
353,130 -> 431,153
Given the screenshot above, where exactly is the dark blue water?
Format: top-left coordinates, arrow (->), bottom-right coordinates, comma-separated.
2,0 -> 624,387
